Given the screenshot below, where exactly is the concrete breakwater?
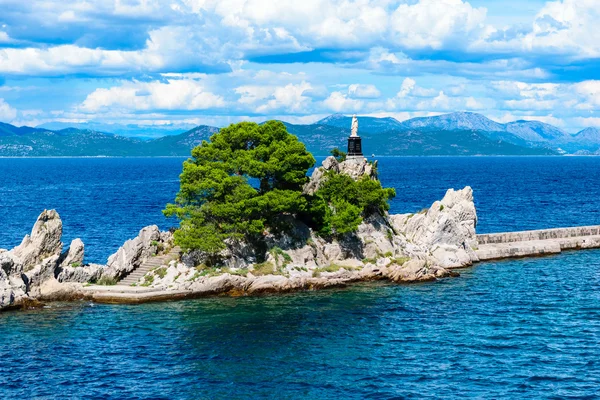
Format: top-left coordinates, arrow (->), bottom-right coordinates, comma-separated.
475,226 -> 600,261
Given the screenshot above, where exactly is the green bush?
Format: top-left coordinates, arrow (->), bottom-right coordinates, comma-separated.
94,276 -> 117,286
154,267 -> 167,278
141,274 -> 155,287
305,172 -> 396,236
164,121 -> 315,259
330,147 -> 347,162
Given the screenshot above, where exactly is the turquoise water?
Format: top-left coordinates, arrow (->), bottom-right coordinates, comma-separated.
2,157 -> 600,398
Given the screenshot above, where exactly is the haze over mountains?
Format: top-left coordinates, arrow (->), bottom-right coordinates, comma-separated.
1,112 -> 599,157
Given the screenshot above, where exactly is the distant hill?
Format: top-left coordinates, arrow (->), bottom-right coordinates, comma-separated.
2,111 -> 600,156
0,125 -> 219,157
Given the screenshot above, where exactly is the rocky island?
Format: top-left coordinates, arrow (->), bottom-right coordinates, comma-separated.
0,158 -> 478,310
11,117 -> 591,311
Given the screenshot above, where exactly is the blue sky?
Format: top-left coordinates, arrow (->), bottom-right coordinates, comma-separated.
0,0 -> 599,134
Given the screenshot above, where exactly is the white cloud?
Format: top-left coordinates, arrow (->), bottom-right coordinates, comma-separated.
0,98 -> 17,121
323,91 -> 363,113
348,84 -> 380,99
0,31 -> 10,43
80,79 -> 225,112
390,0 -> 488,49
255,81 -> 313,113
397,78 -> 437,98
574,80 -> 600,106
573,117 -> 600,128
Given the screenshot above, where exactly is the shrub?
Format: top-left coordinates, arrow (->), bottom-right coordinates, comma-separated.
312,264 -> 351,277
95,276 -> 117,286
141,274 -> 155,287
330,147 -> 347,162
154,267 -> 167,279
305,172 -> 395,236
251,262 -> 277,276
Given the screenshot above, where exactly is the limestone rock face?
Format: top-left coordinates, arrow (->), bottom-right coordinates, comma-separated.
390,187 -> 479,268
386,259 -> 452,283
304,156 -> 377,195
0,210 -> 94,310
59,239 -> 85,268
57,263 -> 103,284
102,225 -> 166,280
12,209 -> 63,269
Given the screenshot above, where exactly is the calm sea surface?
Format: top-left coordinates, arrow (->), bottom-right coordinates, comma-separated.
1,157 -> 600,398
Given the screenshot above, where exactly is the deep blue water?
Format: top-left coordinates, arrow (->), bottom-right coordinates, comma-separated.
2,156 -> 600,398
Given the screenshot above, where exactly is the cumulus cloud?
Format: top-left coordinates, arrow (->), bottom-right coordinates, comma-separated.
0,98 -> 17,121
323,92 -> 363,113
348,84 -> 380,99
390,0 -> 488,49
80,79 -> 225,112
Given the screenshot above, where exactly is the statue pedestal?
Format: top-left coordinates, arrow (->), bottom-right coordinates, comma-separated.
347,136 -> 363,157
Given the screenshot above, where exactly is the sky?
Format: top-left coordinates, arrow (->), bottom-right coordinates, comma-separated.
0,0 -> 599,134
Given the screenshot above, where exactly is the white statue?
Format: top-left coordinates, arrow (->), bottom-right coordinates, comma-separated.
350,114 -> 359,137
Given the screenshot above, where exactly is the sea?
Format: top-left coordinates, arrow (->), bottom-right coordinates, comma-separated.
1,156 -> 600,398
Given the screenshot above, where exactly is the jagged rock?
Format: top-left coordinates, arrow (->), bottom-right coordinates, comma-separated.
386,259 -> 452,283
57,263 -> 103,284
247,275 -> 291,293
102,225 -> 163,280
12,210 -> 63,269
304,156 -> 377,195
390,187 -> 478,268
188,273 -> 246,295
23,255 -> 60,298
59,238 -> 84,268
338,157 -> 377,180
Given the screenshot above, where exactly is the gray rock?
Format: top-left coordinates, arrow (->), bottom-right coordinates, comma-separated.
102,225 -> 162,279
12,209 -> 63,269
59,238 -> 84,268
57,263 -> 103,284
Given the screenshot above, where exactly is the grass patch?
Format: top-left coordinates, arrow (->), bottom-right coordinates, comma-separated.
141,274 -> 155,287
251,262 -> 277,276
94,276 -> 117,286
195,264 -> 221,278
70,262 -> 81,268
439,204 -> 445,211
270,247 -> 292,269
362,257 -> 377,264
312,264 -> 351,278
391,256 -> 410,266
154,267 -> 167,279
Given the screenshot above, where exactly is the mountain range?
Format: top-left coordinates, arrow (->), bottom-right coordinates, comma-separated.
1,112 -> 599,157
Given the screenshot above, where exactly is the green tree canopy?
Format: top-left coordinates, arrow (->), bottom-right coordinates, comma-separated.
164,121 -> 315,255
306,172 -> 396,236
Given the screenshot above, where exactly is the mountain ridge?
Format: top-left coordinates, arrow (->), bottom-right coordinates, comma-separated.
0,112 -> 598,156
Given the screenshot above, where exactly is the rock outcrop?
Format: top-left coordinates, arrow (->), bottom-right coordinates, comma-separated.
304,156 -> 377,195
2,158 -> 481,310
0,210 -> 94,310
390,187 -> 479,268
12,210 -> 63,269
101,226 -> 173,280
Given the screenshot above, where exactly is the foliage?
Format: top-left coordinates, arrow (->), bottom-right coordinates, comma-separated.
305,172 -> 396,236
141,274 -> 155,287
312,264 -> 356,277
154,267 -> 167,279
251,262 -> 277,276
330,147 -> 347,162
94,276 -> 117,286
164,121 -> 316,258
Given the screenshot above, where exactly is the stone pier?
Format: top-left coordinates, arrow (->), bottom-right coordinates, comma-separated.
475,225 -> 600,261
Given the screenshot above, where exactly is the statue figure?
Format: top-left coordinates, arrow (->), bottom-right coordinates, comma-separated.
351,114 -> 359,137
